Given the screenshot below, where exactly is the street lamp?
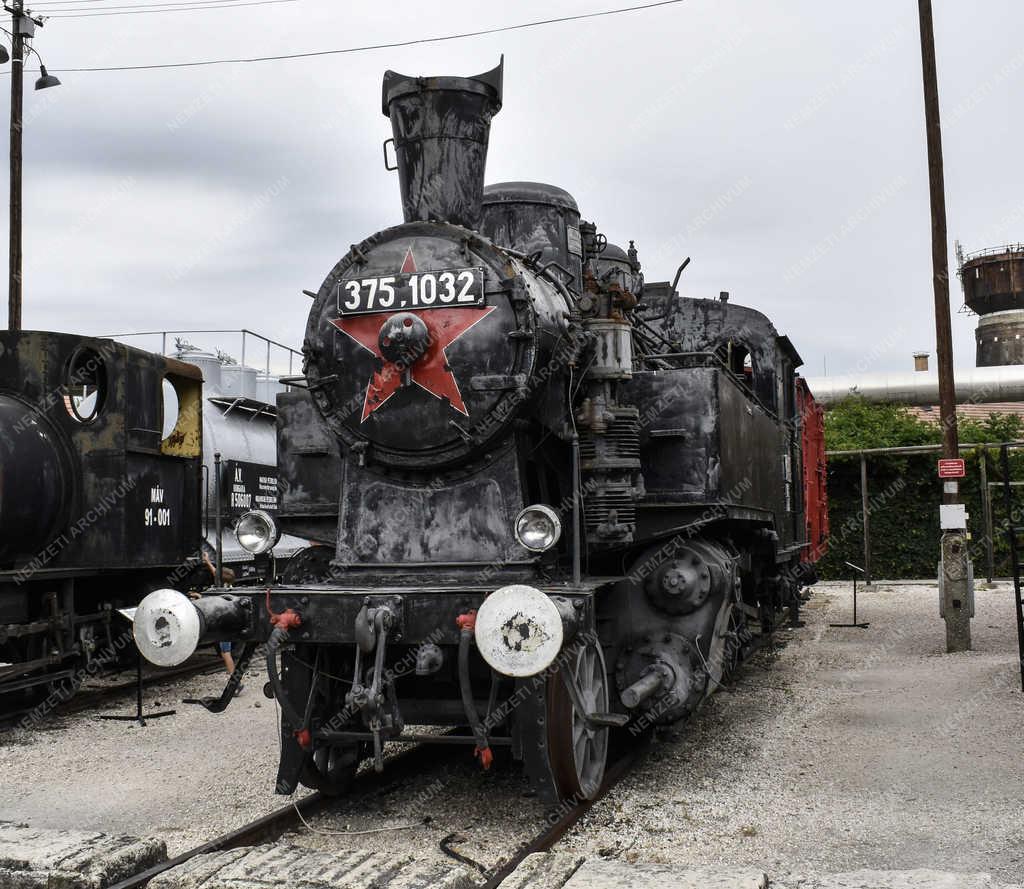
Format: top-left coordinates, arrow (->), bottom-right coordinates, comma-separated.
5,1 -> 60,331
35,64 -> 59,91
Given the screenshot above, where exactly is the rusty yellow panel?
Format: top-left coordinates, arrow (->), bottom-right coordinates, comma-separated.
161,373 -> 202,458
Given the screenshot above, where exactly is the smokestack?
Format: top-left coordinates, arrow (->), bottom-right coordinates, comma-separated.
914,351 -> 930,372
382,58 -> 503,230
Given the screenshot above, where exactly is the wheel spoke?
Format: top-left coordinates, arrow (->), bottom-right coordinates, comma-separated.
574,727 -> 588,764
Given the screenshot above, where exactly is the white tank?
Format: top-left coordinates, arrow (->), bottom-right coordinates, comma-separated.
256,373 -> 285,405
176,349 -> 222,392
220,364 -> 259,399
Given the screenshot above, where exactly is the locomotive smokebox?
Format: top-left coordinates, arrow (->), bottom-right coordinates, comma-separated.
0,395 -> 71,566
382,58 -> 503,230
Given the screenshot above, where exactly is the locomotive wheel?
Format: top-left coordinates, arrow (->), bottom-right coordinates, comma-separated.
300,743 -> 359,796
547,638 -> 609,802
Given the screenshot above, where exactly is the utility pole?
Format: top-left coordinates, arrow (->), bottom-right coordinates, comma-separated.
8,0 -> 24,331
918,0 -> 972,652
5,2 -> 56,332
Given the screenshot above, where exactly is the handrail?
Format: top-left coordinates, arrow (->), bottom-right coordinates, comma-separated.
961,243 -> 1024,263
827,440 -> 1024,458
102,328 -> 301,377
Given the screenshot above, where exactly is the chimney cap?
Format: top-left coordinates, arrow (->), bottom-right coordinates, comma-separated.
382,57 -> 503,116
913,351 -> 930,358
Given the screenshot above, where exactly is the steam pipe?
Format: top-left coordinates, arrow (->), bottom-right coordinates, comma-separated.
266,625 -> 304,730
457,625 -> 489,759
572,433 -> 582,587
670,257 -> 691,293
805,365 -> 1024,406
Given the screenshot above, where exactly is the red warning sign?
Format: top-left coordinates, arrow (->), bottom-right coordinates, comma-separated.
937,458 -> 966,479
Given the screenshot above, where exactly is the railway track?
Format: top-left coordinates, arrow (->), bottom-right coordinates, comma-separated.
105,738 -> 464,889
98,625 -> 790,888
478,739 -> 649,888
0,655 -> 225,729
102,728 -> 651,889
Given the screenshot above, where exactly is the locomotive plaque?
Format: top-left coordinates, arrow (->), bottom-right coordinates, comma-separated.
335,267 -> 484,315
223,460 -> 279,516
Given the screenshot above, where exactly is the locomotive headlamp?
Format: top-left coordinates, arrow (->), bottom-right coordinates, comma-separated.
235,510 -> 279,555
133,588 -> 201,668
513,504 -> 562,552
474,584 -> 564,677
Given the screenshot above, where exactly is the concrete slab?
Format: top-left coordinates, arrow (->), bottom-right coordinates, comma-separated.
563,859 -> 767,888
499,852 -> 585,889
774,871 -> 1023,889
147,843 -> 477,889
507,858 -> 1024,889
0,820 -> 166,889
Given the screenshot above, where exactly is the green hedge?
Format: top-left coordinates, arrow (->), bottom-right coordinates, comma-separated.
817,399 -> 1024,580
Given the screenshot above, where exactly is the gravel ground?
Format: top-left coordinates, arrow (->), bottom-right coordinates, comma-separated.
0,660 -> 286,855
0,580 -> 1020,883
560,581 -> 1024,883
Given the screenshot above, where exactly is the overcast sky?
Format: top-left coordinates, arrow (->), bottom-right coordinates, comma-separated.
9,0 -> 1023,377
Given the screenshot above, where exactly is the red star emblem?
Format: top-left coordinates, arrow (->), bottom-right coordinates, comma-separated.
331,306 -> 496,421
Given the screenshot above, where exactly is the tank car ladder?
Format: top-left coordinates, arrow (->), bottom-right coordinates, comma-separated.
998,444 -> 1024,692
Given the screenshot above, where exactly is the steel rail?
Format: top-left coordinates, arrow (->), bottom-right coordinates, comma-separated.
480,738 -> 650,888
103,738 -> 465,889
480,626 -> 787,885
103,614 -> 790,887
0,655 -> 224,727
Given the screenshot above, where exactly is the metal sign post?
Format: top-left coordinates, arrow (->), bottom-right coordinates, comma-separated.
98,608 -> 176,727
830,562 -> 870,629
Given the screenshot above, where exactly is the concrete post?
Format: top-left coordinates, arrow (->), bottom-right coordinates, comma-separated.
940,529 -> 972,652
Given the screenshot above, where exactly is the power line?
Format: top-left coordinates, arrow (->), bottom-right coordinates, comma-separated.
44,0 -> 295,16
36,0 -> 257,10
31,0 -> 245,4
30,0 -> 686,69
30,0 -> 250,6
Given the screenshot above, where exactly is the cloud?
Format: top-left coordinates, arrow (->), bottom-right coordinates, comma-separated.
4,0 -> 1022,378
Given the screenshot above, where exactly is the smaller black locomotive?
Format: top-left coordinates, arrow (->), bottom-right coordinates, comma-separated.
0,330 -> 299,712
134,60 -> 827,804
0,331 -> 203,704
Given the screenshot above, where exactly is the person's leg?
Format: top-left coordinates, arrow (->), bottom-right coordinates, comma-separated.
219,642 -> 235,675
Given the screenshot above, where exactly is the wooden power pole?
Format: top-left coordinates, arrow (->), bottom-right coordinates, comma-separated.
8,0 -> 24,332
918,0 -> 971,652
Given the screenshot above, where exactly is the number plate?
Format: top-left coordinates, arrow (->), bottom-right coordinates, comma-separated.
336,267 -> 485,316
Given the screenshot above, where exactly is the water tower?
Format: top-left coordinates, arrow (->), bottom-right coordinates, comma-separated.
959,242 -> 1024,366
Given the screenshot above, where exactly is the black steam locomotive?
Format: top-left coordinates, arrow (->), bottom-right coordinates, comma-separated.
134,60 -> 828,804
